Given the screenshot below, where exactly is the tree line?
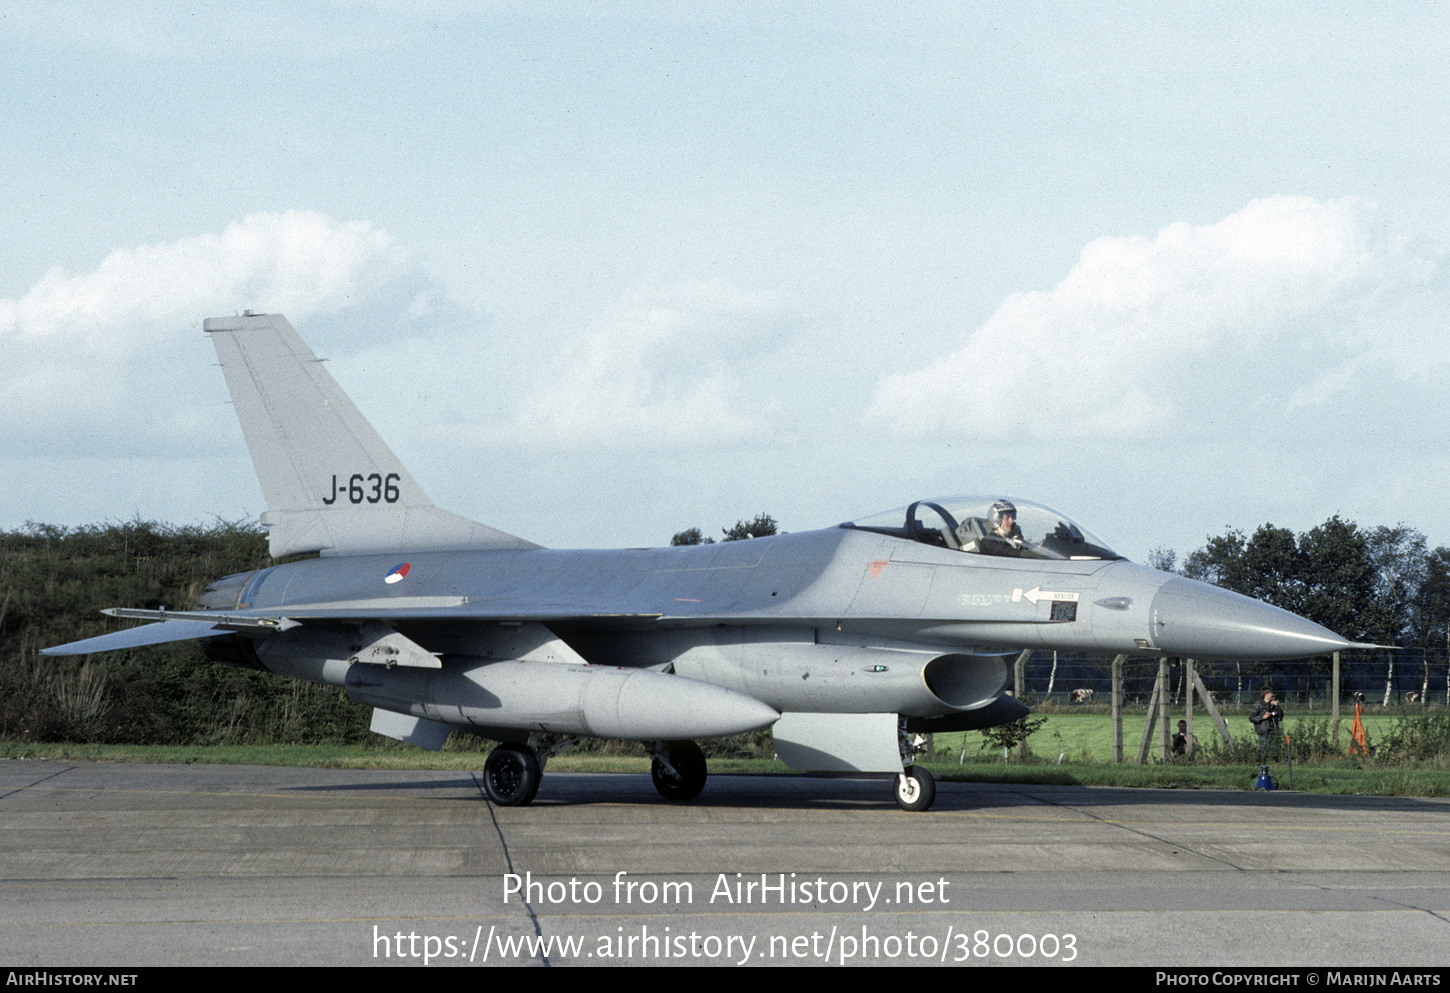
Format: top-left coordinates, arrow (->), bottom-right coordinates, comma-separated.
1149,517 -> 1450,705
0,519 -> 372,745
671,513 -> 779,546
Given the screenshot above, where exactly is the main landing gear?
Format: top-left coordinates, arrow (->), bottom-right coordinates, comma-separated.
482,742 -> 540,806
481,734 -> 576,807
648,740 -> 708,801
481,736 -> 711,807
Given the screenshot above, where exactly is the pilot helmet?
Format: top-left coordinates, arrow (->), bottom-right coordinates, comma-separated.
990,499 -> 1017,525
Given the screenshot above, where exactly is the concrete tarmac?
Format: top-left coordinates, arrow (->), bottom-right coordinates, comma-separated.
2,760 -> 1448,967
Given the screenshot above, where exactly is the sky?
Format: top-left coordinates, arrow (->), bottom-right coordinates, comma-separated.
3,1 -> 1450,563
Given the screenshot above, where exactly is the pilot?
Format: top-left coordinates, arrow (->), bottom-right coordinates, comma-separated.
981,500 -> 1024,557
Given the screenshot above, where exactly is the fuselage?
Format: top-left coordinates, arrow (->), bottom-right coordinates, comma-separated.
200,525 -> 1352,691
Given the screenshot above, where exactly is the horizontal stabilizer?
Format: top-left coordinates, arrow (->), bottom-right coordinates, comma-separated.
42,620 -> 228,656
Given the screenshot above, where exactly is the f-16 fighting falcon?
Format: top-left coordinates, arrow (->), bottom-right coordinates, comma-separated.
44,314 -> 1370,811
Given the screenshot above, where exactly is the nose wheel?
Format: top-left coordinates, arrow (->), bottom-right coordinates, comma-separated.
482,742 -> 541,806
894,765 -> 935,811
650,740 -> 708,802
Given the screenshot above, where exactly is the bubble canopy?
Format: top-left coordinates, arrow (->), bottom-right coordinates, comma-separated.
842,496 -> 1122,561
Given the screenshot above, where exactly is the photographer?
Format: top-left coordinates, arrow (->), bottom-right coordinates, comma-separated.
1250,689 -> 1284,762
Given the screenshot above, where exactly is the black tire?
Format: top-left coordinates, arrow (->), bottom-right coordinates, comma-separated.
651,740 -> 707,802
483,743 -> 540,806
893,765 -> 936,811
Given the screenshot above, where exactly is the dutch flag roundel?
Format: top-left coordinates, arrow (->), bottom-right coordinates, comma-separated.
384,562 -> 411,585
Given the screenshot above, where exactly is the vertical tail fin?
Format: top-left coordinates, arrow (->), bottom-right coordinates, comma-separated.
204,313 -> 538,558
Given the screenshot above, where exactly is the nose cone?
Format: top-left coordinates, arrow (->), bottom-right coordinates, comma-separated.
1150,578 -> 1350,660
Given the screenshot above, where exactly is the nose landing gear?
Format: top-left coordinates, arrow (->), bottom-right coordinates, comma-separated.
894,765 -> 936,811
892,721 -> 937,811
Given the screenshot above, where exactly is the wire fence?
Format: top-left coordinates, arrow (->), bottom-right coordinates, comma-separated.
1014,649 -> 1448,710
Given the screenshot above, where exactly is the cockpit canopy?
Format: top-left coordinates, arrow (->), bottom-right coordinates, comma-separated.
843,496 -> 1122,561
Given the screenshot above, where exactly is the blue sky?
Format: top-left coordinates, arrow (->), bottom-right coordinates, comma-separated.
3,2 -> 1449,562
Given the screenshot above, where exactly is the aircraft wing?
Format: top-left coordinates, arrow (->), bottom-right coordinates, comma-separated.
95,604 -> 666,624
39,602 -> 669,659
38,593 -> 859,661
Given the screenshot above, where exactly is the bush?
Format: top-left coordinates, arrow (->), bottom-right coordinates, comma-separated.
1197,729 -> 1266,765
980,715 -> 1049,757
1285,717 -> 1339,762
0,519 -> 373,745
1375,712 -> 1450,763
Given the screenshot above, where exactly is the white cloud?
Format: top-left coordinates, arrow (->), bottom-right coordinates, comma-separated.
508,280 -> 787,447
0,211 -> 421,456
866,196 -> 1449,439
3,211 -> 407,342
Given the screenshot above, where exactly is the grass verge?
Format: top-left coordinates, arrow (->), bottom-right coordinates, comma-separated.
4,741 -> 1450,796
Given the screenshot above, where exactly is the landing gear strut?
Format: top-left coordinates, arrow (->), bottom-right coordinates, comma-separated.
894,720 -> 936,811
482,742 -> 540,806
893,766 -> 936,811
649,740 -> 708,802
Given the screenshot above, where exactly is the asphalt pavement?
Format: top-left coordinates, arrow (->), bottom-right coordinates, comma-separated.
2,761 -> 1447,967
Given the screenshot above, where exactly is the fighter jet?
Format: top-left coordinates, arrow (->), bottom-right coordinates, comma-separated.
44,314 -> 1369,811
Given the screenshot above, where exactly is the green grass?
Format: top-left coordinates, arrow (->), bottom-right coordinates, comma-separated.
7,736 -> 1450,797
0,740 -> 783,774
929,708 -> 1406,765
920,757 -> 1450,797
920,707 -> 1450,796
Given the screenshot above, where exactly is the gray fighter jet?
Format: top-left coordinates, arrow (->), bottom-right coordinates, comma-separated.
44,314 -> 1370,811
